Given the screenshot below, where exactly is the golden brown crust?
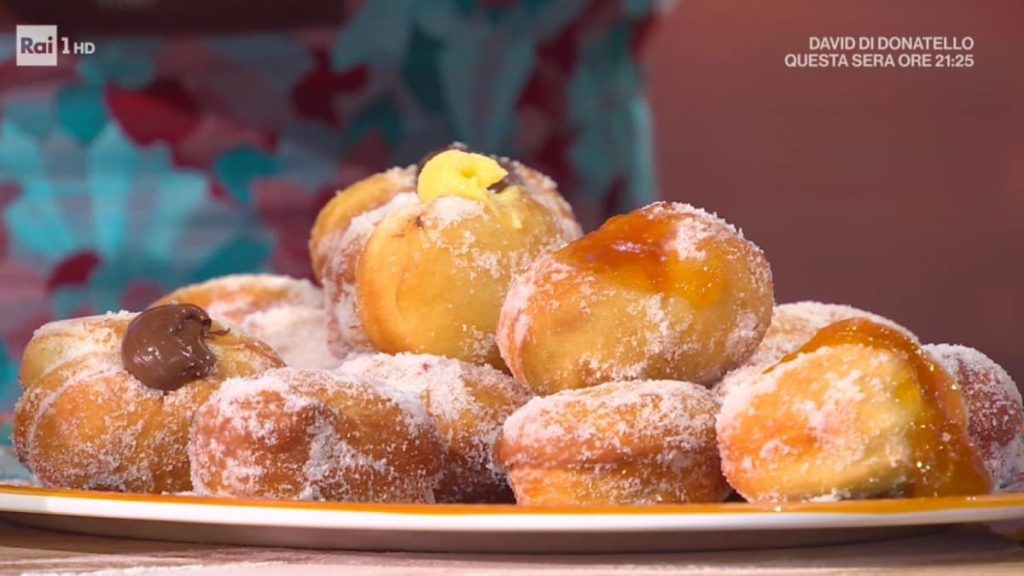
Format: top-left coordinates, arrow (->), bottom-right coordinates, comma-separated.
309,168 -> 419,358
926,344 -> 1024,488
188,368 -> 445,502
19,314 -> 123,388
356,192 -> 572,368
151,274 -> 322,325
497,202 -> 774,395
310,152 -> 581,367
717,328 -> 992,502
497,380 -> 729,505
336,353 -> 533,502
715,302 -> 917,401
150,275 -> 337,370
748,302 -> 916,371
13,313 -> 284,493
718,344 -> 920,502
309,169 -> 415,283
507,161 -> 583,241
497,463 -> 728,506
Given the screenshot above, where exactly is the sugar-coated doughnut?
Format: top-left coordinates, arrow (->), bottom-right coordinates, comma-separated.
497,379 -> 729,505
715,301 -> 915,400
336,353 -> 533,502
355,150 -> 581,368
717,318 -> 991,502
747,301 -> 915,369
926,344 -> 1024,490
189,367 -> 445,502
311,147 -> 581,369
14,307 -> 284,493
309,167 -> 420,358
497,201 -> 773,395
153,274 -> 339,369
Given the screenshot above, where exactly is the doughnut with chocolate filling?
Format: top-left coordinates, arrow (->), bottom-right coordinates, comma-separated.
189,367 -> 445,502
496,379 -> 728,505
14,305 -> 284,493
717,318 -> 991,502
497,201 -> 774,395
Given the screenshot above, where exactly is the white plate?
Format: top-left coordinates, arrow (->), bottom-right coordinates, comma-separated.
2,484 -> 1023,553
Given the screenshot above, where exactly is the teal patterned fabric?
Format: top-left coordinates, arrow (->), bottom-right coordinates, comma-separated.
0,0 -> 663,422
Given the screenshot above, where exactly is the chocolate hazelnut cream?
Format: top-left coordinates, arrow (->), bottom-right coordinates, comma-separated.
121,304 -> 223,391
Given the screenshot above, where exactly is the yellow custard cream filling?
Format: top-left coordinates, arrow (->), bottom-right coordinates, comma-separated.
418,149 -> 524,228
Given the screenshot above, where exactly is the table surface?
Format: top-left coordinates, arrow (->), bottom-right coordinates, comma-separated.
1,520 -> 1024,576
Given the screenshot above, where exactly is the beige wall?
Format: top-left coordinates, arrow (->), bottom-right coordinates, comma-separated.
646,0 -> 1024,384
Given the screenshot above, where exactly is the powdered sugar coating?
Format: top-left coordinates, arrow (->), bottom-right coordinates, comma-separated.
16,364 -> 149,491
926,344 -> 1024,490
716,340 -> 988,502
645,203 -> 743,262
753,302 -> 913,368
338,353 -> 471,410
31,310 -> 137,338
14,312 -> 284,493
718,346 -> 872,442
320,187 -> 419,357
160,274 -> 322,322
503,160 -> 583,242
419,196 -> 487,231
311,153 -> 580,369
336,353 -> 532,502
498,379 -> 728,504
715,302 -> 915,400
21,311 -> 135,384
501,379 -> 719,466
719,345 -> 900,501
354,170 -> 580,369
156,274 -> 339,370
375,198 -> 512,284
498,259 -> 575,364
238,307 -> 338,370
189,367 -> 443,502
641,201 -> 737,224
497,201 -> 773,395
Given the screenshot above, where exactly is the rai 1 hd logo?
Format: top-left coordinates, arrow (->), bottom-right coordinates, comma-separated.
15,25 -> 95,67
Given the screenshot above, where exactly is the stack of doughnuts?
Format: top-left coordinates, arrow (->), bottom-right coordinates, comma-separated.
12,144 -> 1023,505
13,146 -> 581,502
15,306 -> 283,493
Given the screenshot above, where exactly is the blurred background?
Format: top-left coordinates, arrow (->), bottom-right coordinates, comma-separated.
646,0 -> 1023,388
0,0 -> 1020,415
